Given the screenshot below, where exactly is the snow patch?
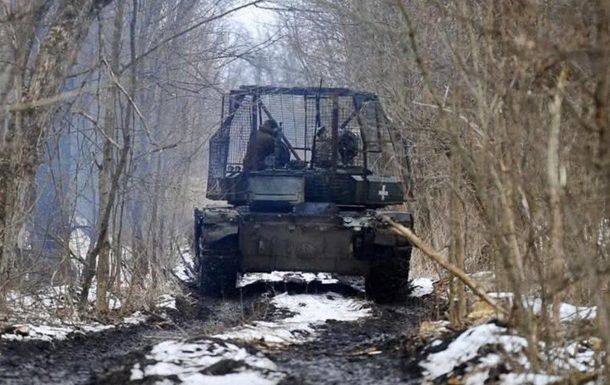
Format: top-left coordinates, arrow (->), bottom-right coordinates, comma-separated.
488,292 -> 597,322
216,292 -> 370,345
1,324 -> 75,342
420,323 -> 528,380
499,373 -> 562,385
122,311 -> 149,325
69,228 -> 90,261
1,312 -> 149,341
529,299 -> 596,322
548,340 -> 598,372
419,322 -> 600,385
1,322 -> 114,342
410,277 -> 434,297
130,339 -> 284,385
237,271 -> 338,287
174,248 -> 195,282
157,294 -> 177,310
7,283 -> 122,315
85,285 -> 122,311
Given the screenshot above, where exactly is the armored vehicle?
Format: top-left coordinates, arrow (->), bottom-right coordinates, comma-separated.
194,86 -> 414,301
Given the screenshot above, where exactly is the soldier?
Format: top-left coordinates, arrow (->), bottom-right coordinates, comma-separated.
338,129 -> 358,165
275,137 -> 290,168
313,126 -> 332,167
243,119 -> 278,171
313,127 -> 359,167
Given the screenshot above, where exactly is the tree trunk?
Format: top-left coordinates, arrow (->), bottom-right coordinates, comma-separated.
547,67 -> 567,329
96,0 -> 124,316
0,163 -> 33,296
0,0 -> 112,305
449,152 -> 466,327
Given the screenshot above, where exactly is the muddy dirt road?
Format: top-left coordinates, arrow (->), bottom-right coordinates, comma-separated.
0,279 -> 440,385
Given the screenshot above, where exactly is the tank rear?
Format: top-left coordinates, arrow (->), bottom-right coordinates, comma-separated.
195,86 -> 415,301
239,211 -> 365,276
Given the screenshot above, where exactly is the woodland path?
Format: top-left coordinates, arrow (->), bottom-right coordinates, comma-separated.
0,279 -> 440,385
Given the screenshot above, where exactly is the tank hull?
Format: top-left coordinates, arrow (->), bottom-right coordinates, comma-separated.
194,206 -> 413,300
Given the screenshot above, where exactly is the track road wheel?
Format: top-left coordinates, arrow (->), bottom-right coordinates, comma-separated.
200,253 -> 239,297
365,246 -> 411,303
198,233 -> 240,297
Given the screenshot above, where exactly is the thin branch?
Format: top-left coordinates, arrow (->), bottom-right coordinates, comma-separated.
75,110 -> 121,149
119,0 -> 264,73
102,57 -> 158,147
412,101 -> 485,138
384,217 -> 509,316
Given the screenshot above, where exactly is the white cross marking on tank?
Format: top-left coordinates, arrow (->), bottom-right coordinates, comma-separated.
378,184 -> 389,201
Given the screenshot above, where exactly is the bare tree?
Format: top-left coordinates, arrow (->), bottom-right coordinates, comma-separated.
274,0 -> 610,375
0,0 -> 112,306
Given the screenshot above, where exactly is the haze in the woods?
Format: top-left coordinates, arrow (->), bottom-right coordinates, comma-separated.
0,1 -> 608,385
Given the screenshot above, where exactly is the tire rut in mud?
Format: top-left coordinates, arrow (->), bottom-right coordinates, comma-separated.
95,284 -> 441,385
270,297 -> 439,385
0,282 -> 442,385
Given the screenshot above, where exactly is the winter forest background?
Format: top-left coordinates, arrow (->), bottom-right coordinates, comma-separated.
0,0 -> 609,380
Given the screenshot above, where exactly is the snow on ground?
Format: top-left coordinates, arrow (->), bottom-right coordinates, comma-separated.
488,292 -> 597,322
3,240 -> 188,343
237,271 -> 338,287
498,373 -> 562,385
157,294 -> 178,311
239,272 -> 433,298
528,298 -> 596,322
69,228 -> 90,262
420,323 -> 528,381
85,284 -> 123,311
410,277 -> 434,297
134,287 -> 371,383
122,311 -> 149,325
1,310 -> 150,342
174,248 -> 195,282
3,234 -> 187,344
1,323 -> 115,342
2,288 -> 179,341
5,284 -> 122,323
129,339 -> 285,385
418,322 -> 600,385
1,284 -> 153,342
216,292 -> 371,345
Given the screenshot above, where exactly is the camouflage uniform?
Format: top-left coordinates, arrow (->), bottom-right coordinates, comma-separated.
243,120 -> 278,171
338,130 -> 358,165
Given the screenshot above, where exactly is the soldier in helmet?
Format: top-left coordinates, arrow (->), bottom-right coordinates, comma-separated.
313,126 -> 359,167
243,119 -> 279,171
338,129 -> 358,165
313,126 -> 332,167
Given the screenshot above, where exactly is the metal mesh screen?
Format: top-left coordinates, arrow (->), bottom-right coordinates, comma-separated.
207,87 -> 397,198
227,95 -> 254,168
260,94 -> 308,161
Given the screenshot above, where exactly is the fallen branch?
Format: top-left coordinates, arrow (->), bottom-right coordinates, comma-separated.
383,216 -> 509,316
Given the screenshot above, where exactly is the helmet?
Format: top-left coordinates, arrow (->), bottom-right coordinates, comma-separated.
260,119 -> 279,135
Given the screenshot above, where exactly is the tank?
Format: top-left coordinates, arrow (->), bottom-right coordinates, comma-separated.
194,86 -> 414,302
